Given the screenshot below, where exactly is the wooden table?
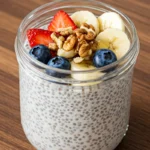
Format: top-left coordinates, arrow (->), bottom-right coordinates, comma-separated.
0,0 -> 150,150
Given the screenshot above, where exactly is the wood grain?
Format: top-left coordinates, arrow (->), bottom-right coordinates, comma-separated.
0,0 -> 150,150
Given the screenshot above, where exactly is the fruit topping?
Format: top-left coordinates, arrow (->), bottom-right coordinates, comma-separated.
47,56 -> 71,78
93,49 -> 117,68
29,44 -> 51,64
48,10 -> 77,32
71,11 -> 99,34
57,48 -> 77,59
71,61 -> 104,81
27,29 -> 53,47
50,50 -> 57,58
96,28 -> 130,59
26,10 -> 130,80
98,12 -> 125,31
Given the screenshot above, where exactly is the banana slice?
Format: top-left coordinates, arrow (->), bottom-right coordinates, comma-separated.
71,11 -> 99,34
71,61 -> 104,81
98,12 -> 125,31
96,28 -> 130,59
57,49 -> 77,58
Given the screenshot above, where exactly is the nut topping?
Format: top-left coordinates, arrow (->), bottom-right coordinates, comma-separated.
50,23 -> 98,59
63,35 -> 77,51
78,41 -> 92,57
58,27 -> 73,36
74,23 -> 96,41
59,36 -> 65,42
80,23 -> 96,40
85,31 -> 96,41
81,23 -> 95,32
90,40 -> 98,51
74,28 -> 87,41
51,33 -> 64,49
48,43 -> 58,51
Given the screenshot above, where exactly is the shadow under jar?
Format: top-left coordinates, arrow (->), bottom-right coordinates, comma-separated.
15,0 -> 139,150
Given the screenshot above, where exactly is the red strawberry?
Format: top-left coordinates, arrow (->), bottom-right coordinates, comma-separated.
27,29 -> 54,47
48,10 -> 77,32
50,51 -> 57,58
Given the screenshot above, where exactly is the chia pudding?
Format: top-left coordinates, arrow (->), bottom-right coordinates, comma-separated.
20,65 -> 133,150
15,1 -> 139,150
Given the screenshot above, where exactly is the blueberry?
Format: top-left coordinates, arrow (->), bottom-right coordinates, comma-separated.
93,49 -> 117,68
29,44 -> 51,64
46,56 -> 71,78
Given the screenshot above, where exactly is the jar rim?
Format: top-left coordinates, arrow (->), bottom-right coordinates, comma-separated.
16,0 -> 139,76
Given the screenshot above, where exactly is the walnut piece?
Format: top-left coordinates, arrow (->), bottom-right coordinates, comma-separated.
74,28 -> 87,34
59,36 -> 65,42
85,32 -> 96,41
74,24 -> 96,41
63,35 -> 77,51
74,28 -> 87,41
79,49 -> 92,57
80,23 -> 96,40
90,40 -> 98,51
48,43 -> 58,51
84,56 -> 91,60
76,40 -> 86,49
58,27 -> 73,36
82,23 -> 95,31
77,40 -> 92,57
51,33 -> 64,49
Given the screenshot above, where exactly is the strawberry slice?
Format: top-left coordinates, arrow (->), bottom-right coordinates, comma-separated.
27,29 -> 54,47
50,51 -> 57,58
48,10 -> 77,32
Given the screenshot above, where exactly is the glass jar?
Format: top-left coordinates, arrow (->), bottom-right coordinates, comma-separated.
15,0 -> 139,150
